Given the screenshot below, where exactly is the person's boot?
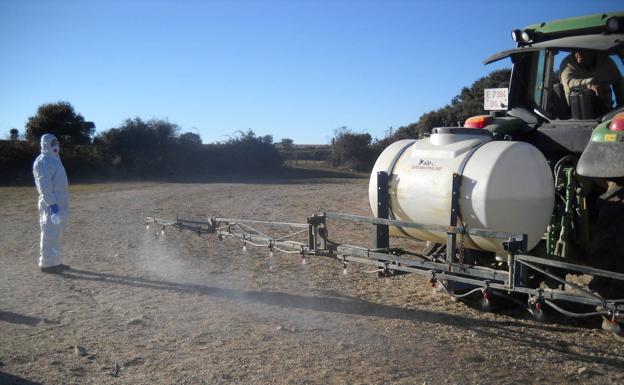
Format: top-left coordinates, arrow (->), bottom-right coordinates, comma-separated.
40,265 -> 64,274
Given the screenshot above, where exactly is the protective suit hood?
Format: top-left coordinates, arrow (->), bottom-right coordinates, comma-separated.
40,133 -> 59,155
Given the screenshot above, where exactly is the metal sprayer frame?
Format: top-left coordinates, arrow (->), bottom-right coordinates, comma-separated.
145,171 -> 624,322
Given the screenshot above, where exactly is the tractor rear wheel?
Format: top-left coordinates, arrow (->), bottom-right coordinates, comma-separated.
588,183 -> 624,339
588,186 -> 624,299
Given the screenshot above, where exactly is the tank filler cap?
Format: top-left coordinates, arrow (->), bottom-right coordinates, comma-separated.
429,127 -> 493,147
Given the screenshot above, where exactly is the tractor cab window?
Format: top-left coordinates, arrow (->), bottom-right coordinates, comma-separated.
507,50 -> 557,118
510,49 -> 624,121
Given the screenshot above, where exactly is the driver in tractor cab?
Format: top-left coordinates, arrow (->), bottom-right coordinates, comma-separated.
559,49 -> 624,116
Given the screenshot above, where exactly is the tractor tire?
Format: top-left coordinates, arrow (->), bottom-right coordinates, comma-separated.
588,190 -> 624,300
588,185 -> 624,340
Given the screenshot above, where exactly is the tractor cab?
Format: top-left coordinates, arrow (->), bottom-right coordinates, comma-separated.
480,12 -> 624,177
486,13 -> 624,120
486,28 -> 624,120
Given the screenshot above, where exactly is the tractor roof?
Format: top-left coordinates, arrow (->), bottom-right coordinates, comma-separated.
484,33 -> 624,64
524,12 -> 624,35
484,12 -> 624,64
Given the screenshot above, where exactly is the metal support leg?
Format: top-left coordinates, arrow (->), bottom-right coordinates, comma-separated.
446,173 -> 461,263
307,214 -> 327,252
308,224 -> 315,251
506,234 -> 528,289
513,234 -> 529,288
373,171 -> 389,250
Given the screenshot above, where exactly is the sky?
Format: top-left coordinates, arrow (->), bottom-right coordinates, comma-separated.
1,0 -> 622,144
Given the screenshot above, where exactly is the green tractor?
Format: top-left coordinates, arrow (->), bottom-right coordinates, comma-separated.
479,12 -> 624,296
367,12 -> 624,335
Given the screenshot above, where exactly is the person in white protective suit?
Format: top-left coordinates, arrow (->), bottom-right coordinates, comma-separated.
33,134 -> 71,273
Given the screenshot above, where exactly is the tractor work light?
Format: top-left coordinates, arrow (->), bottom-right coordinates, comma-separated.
609,112 -> 624,131
511,29 -> 535,45
606,16 -> 621,33
521,30 -> 533,44
464,115 -> 493,129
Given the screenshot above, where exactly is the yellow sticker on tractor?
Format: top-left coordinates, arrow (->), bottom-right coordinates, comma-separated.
605,133 -> 617,142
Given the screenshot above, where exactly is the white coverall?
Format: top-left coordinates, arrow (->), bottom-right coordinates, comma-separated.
33,134 -> 69,268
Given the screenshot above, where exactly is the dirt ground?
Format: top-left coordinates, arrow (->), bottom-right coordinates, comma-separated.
1,179 -> 623,385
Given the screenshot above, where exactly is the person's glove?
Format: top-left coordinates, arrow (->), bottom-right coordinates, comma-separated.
49,204 -> 59,215
48,204 -> 61,225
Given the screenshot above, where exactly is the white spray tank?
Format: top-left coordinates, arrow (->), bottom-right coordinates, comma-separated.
369,127 -> 555,256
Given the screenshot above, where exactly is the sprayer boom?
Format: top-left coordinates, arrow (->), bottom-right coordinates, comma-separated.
144,210 -> 624,330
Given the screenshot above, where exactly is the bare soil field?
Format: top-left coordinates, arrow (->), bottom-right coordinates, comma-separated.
1,179 -> 623,385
